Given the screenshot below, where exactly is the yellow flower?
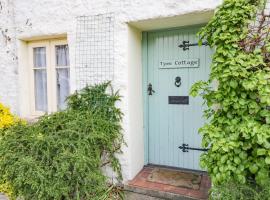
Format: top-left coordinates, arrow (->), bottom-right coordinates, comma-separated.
0,102 -> 19,129
0,182 -> 15,200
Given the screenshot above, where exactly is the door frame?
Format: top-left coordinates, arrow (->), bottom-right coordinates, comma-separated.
142,24 -> 206,166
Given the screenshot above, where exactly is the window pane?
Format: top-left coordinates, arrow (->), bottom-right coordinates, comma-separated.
33,47 -> 46,68
56,45 -> 69,66
34,69 -> 48,112
56,68 -> 70,110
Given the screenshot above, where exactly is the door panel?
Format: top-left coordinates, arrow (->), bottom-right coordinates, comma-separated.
146,27 -> 212,170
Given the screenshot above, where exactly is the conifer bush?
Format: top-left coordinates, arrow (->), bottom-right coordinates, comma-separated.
0,82 -> 124,200
0,102 -> 19,199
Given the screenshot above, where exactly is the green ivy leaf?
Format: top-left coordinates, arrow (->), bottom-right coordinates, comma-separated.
265,157 -> 270,164
249,164 -> 259,174
257,149 -> 267,156
229,80 -> 238,88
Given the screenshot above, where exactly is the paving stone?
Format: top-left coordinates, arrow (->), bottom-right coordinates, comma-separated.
0,194 -> 8,200
125,191 -> 164,200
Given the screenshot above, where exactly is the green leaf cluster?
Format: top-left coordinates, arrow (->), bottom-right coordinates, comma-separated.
0,82 -> 124,199
191,0 -> 270,186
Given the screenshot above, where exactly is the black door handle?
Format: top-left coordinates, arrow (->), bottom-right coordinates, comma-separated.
147,83 -> 155,95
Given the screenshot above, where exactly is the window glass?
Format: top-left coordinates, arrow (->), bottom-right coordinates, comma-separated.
33,47 -> 46,68
55,45 -> 70,110
34,70 -> 47,112
33,47 -> 48,112
56,45 -> 69,66
56,69 -> 70,110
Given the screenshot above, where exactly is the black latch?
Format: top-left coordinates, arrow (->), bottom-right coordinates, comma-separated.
147,83 -> 155,95
179,143 -> 209,152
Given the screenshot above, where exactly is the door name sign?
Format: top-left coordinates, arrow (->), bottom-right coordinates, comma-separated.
159,59 -> 200,69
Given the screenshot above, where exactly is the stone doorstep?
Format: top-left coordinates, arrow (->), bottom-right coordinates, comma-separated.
125,166 -> 211,200
124,184 -> 199,200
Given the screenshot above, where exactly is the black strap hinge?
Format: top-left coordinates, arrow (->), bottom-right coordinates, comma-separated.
178,41 -> 208,51
179,143 -> 209,152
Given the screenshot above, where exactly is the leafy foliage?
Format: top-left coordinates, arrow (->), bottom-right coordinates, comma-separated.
190,0 -> 270,186
0,102 -> 21,199
0,82 -> 124,199
209,180 -> 270,200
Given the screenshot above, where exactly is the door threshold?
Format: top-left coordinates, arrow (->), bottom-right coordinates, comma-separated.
147,164 -> 208,175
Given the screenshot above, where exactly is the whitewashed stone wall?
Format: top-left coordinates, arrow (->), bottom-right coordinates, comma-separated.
4,0 -> 270,183
1,0 -> 269,184
0,0 -> 223,181
0,0 -> 17,113
7,0 -> 222,110
265,0 -> 270,15
2,0 -> 270,187
0,0 -> 266,113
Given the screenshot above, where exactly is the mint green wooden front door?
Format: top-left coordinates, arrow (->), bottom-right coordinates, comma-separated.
145,27 -> 212,170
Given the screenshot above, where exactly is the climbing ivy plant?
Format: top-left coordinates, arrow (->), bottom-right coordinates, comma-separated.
191,0 -> 270,185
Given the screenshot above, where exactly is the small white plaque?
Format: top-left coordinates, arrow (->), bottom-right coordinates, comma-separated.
159,59 -> 200,69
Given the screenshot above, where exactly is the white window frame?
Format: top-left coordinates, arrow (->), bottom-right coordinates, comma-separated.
28,39 -> 69,116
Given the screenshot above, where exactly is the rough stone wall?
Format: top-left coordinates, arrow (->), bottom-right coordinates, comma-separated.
0,0 -> 17,112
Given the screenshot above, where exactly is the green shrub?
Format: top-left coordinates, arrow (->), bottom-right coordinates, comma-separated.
0,102 -> 23,199
210,181 -> 270,200
190,0 -> 270,186
0,82 -> 124,199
